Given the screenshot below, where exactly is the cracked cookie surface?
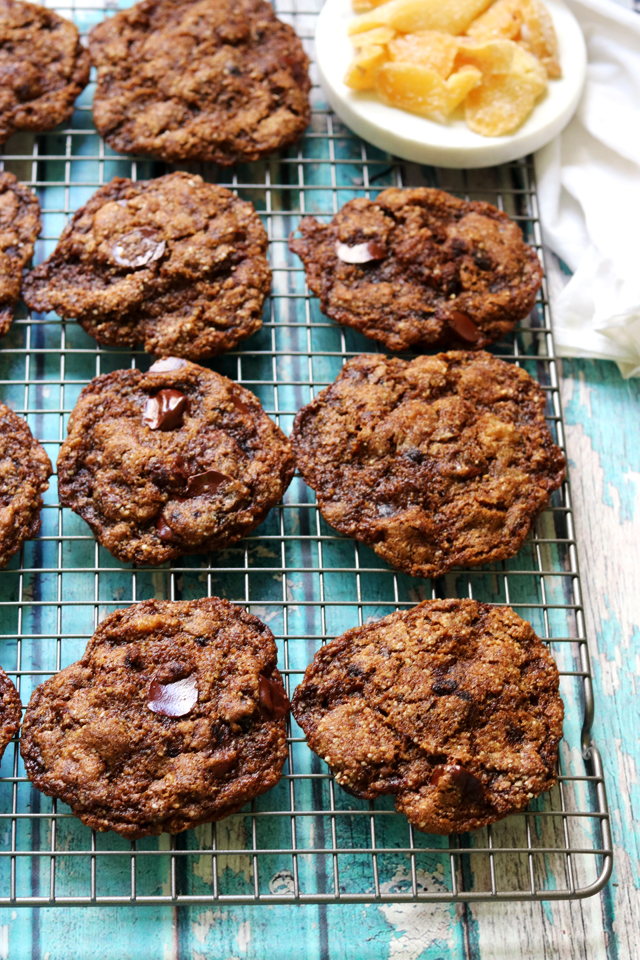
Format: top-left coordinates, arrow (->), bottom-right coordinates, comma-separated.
292,598 -> 563,834
0,401 -> 52,568
57,358 -> 295,565
88,0 -> 311,165
0,0 -> 90,145
21,597 -> 289,838
291,351 -> 565,579
0,171 -> 40,336
23,172 -> 271,359
289,188 -> 542,352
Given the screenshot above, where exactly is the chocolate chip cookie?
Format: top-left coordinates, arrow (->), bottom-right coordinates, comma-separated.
88,0 -> 311,165
23,172 -> 271,359
292,599 -> 563,834
291,352 -> 565,579
0,667 -> 21,762
57,358 -> 295,565
0,171 -> 40,336
21,597 -> 290,838
0,0 -> 90,145
289,188 -> 543,351
0,401 -> 52,568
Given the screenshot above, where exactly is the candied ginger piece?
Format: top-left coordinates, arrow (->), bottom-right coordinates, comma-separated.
376,61 -> 449,120
465,44 -> 547,135
388,31 -> 459,78
344,45 -> 390,90
467,0 -> 524,41
349,0 -> 495,37
352,26 -> 397,48
455,37 -> 517,74
353,0 -> 389,12
467,0 -> 561,78
446,64 -> 483,112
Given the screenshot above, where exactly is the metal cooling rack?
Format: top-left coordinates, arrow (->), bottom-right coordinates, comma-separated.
0,0 -> 612,906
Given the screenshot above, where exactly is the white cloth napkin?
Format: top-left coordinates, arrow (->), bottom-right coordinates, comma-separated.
534,0 -> 640,377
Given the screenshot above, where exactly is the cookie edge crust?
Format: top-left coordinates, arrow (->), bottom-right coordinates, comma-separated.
288,187 -> 543,352
20,597 -> 289,838
290,351 -> 566,579
88,0 -> 311,166
291,599 -> 564,834
56,364 -> 295,565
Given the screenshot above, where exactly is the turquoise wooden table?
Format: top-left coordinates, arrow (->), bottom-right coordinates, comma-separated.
0,0 -> 638,956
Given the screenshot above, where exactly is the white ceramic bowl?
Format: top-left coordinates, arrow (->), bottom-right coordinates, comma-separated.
315,0 -> 587,169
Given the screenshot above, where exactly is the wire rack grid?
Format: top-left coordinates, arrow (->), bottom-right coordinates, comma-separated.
0,0 -> 612,907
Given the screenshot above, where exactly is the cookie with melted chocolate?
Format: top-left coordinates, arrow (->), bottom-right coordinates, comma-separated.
289,188 -> 542,351
23,172 -> 271,359
57,358 -> 295,565
0,0 -> 90,145
291,351 -> 565,579
21,597 -> 289,838
88,0 -> 311,165
291,599 -> 563,834
0,172 -> 41,336
0,401 -> 52,567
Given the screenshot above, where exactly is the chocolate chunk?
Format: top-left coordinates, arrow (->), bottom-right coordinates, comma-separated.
112,227 -> 166,268
335,240 -> 387,264
431,678 -> 458,695
209,753 -> 237,777
156,515 -> 179,542
258,674 -> 290,720
430,764 -> 483,802
403,447 -> 426,465
231,394 -> 252,416
185,469 -> 230,498
143,389 -> 189,431
147,674 -> 198,717
448,311 -> 480,343
148,356 -> 188,373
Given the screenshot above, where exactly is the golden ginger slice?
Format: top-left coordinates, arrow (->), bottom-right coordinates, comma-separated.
467,0 -> 524,41
519,0 -> 561,78
388,31 -> 459,78
376,61 -> 449,119
353,0 -> 390,12
352,25 -> 397,48
446,64 -> 483,111
349,0 -> 495,38
465,44 -> 547,135
455,37 -> 517,74
344,45 -> 390,90
467,0 -> 561,78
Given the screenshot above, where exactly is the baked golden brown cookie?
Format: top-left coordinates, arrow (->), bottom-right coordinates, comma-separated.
21,597 -> 289,838
289,188 -> 542,351
88,0 -> 311,165
23,172 -> 271,359
0,401 -> 52,568
291,352 -> 565,579
292,599 -> 563,834
0,0 -> 90,145
57,358 -> 295,565
0,171 -> 40,336
0,667 -> 21,763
